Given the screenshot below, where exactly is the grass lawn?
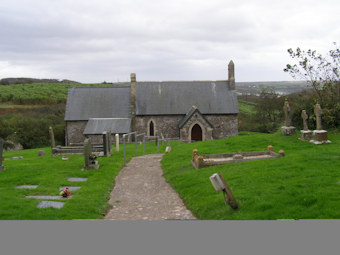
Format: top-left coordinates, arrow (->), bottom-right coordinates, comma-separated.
0,141 -> 167,220
161,131 -> 340,220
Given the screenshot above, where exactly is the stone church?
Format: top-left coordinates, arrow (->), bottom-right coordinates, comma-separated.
64,61 -> 238,145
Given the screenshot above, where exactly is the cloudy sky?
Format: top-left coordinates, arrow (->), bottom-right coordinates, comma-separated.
0,0 -> 339,83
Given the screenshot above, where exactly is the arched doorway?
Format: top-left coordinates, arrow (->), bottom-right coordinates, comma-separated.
191,124 -> 202,141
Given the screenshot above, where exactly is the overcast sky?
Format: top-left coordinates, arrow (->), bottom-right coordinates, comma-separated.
0,0 -> 339,83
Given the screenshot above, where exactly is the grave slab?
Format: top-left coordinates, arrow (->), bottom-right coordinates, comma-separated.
26,195 -> 73,199
37,201 -> 65,209
68,178 -> 88,182
16,185 -> 38,189
59,186 -> 81,191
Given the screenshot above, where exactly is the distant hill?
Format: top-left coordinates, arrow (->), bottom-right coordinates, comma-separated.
236,81 -> 310,96
0,78 -> 80,85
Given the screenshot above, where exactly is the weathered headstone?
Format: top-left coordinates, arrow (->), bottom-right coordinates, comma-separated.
68,177 -> 88,182
299,110 -> 313,141
107,130 -> 113,153
16,185 -> 38,189
310,104 -> 331,145
84,138 -> 99,170
115,134 -> 119,152
102,131 -> 110,157
37,201 -> 65,209
38,150 -> 45,157
49,126 -> 56,148
165,146 -> 171,153
0,140 -> 4,171
281,99 -> 296,136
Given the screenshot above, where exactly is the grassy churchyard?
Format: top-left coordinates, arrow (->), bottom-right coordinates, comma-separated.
1,131 -> 339,220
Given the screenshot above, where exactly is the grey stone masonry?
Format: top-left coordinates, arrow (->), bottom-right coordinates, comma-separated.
0,140 -> 4,171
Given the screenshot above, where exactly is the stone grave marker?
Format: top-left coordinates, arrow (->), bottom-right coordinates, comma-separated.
26,195 -> 73,200
310,104 -> 331,144
102,131 -> 110,157
59,186 -> 81,191
84,138 -> 99,170
37,201 -> 65,209
299,110 -> 313,141
38,150 -> 46,157
115,134 -> 119,152
0,140 -> 4,171
68,177 -> 88,182
49,126 -> 56,148
107,130 -> 113,153
16,185 -> 38,189
281,99 -> 296,136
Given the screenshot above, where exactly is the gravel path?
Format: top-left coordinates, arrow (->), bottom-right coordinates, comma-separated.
104,154 -> 197,220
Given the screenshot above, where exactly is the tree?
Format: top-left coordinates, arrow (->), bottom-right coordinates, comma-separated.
284,43 -> 340,128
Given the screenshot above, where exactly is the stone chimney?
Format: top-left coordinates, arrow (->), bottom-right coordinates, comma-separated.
228,60 -> 235,90
130,73 -> 136,133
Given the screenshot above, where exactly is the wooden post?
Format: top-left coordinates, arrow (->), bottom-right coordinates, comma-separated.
218,174 -> 238,210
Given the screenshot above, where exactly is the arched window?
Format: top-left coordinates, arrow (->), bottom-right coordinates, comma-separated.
149,121 -> 154,136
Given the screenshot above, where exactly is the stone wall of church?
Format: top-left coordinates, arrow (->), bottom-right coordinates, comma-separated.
205,114 -> 238,139
65,121 -> 87,145
134,114 -> 238,140
134,115 -> 183,138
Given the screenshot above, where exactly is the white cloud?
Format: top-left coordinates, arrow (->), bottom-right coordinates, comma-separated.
0,0 -> 339,82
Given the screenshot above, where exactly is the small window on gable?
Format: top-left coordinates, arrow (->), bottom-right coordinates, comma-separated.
149,121 -> 154,136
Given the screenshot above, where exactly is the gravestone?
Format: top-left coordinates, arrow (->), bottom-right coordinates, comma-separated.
49,126 -> 56,148
107,130 -> 113,153
299,110 -> 313,141
38,150 -> 46,157
310,104 -> 331,144
115,134 -> 119,152
37,201 -> 65,209
68,177 -> 88,182
102,131 -> 110,157
281,99 -> 296,136
59,186 -> 81,191
84,138 -> 99,170
16,185 -> 38,189
0,140 -> 4,171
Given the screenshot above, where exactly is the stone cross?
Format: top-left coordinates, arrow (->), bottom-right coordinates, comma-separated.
0,140 -> 4,171
49,126 -> 56,148
314,104 -> 323,130
301,110 -> 309,131
115,134 -> 119,152
283,99 -> 291,126
84,138 -> 92,168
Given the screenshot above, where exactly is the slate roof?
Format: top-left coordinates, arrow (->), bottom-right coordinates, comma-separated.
136,81 -> 238,115
179,106 -> 213,129
83,118 -> 131,135
64,87 -> 130,121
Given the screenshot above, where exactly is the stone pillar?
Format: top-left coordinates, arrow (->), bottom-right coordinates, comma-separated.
0,140 -> 4,171
228,60 -> 235,90
115,134 -> 119,152
107,130 -> 113,153
49,126 -> 56,148
102,131 -> 110,157
130,73 -> 136,136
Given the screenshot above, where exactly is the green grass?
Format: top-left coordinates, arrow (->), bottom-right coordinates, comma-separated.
161,131 -> 340,220
238,99 -> 256,114
0,142 -> 167,220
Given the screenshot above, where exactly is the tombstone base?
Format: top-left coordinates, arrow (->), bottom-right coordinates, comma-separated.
0,165 -> 4,172
299,130 -> 313,141
281,126 -> 296,136
310,130 -> 331,145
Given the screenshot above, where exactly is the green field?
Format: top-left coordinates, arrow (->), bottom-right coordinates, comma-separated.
238,99 -> 256,114
1,132 -> 340,220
